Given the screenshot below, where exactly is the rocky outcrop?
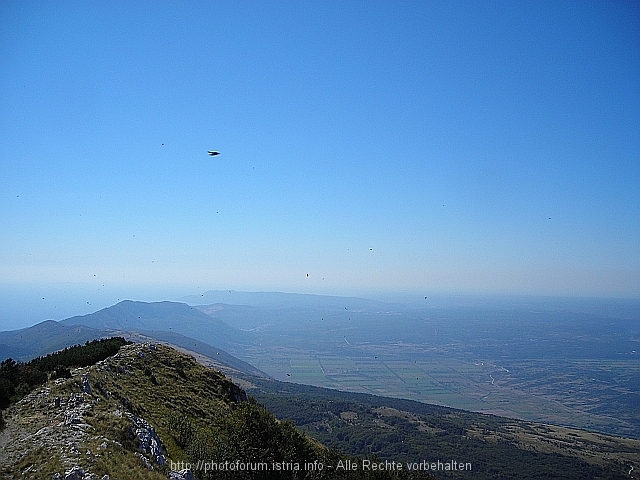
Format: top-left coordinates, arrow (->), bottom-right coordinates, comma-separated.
0,375 -> 111,479
125,412 -> 166,466
169,469 -> 194,480
0,344 -> 171,479
81,374 -> 91,395
51,465 -> 110,479
0,342 -> 250,479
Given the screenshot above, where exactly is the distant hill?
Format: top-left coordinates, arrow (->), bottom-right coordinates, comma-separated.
5,296 -> 638,446
0,303 -> 266,379
0,320 -> 109,362
179,289 -> 393,310
60,300 -> 245,349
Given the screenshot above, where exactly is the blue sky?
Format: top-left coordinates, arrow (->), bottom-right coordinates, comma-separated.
1,1 -> 639,327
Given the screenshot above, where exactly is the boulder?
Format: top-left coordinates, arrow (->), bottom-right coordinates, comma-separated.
168,469 -> 194,480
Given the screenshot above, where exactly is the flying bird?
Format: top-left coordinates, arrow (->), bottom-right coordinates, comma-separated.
208,151 -> 220,156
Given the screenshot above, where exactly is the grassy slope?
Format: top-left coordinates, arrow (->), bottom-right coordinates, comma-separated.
2,337 -> 637,480
0,343 -> 436,480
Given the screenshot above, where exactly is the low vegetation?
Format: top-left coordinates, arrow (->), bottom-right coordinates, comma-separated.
0,341 -> 436,479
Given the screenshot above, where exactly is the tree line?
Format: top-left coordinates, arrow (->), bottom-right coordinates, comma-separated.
0,337 -> 129,411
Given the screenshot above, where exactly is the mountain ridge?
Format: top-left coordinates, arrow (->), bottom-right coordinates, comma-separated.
60,300 -> 244,350
0,342 -> 436,479
0,321 -> 109,362
0,315 -> 265,381
179,290 -> 396,310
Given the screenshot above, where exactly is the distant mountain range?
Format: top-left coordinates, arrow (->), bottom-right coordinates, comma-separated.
0,300 -> 264,379
179,289 -> 393,309
61,300 -> 243,348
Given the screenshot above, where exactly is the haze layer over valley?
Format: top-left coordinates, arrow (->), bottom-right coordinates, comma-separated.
5,292 -> 637,440
188,292 -> 640,439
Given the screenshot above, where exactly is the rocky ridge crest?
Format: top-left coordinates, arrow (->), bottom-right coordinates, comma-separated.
0,342 -> 246,479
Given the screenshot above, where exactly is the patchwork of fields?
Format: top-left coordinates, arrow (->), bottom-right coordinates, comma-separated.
203,299 -> 639,439
237,343 -> 639,438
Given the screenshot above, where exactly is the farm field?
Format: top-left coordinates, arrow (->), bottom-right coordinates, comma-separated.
200,299 -> 639,439
236,344 -> 639,438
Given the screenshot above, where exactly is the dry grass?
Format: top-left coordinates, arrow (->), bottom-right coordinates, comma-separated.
0,343 -> 248,479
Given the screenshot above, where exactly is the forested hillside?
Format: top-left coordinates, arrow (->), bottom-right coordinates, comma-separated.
249,378 -> 639,480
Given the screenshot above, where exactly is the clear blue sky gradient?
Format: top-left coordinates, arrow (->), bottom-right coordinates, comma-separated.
1,1 -> 639,327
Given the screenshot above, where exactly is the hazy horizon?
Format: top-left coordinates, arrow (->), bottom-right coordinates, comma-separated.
1,284 -> 638,332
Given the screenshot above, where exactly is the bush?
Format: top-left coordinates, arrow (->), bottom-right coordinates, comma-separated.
51,366 -> 71,380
